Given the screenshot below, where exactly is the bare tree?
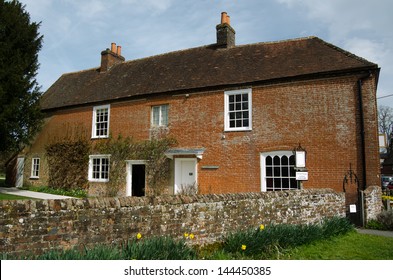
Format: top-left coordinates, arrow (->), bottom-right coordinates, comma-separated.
378,105 -> 393,150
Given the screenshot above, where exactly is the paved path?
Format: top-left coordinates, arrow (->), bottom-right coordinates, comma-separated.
356,228 -> 393,238
0,187 -> 74,200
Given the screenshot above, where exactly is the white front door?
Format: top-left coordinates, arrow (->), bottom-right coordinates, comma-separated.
16,157 -> 24,188
174,158 -> 197,194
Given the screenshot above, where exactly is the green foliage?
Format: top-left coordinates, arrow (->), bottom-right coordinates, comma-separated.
122,236 -> 196,260
222,217 -> 354,259
368,210 -> 393,231
45,139 -> 91,191
23,185 -> 87,198
95,135 -> 177,196
0,0 -> 44,153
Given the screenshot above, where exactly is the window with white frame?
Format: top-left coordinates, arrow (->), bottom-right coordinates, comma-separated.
92,105 -> 110,138
151,104 -> 168,127
30,158 -> 40,178
88,155 -> 110,182
261,151 -> 298,191
224,88 -> 252,131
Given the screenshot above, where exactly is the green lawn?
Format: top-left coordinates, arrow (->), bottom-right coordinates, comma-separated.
284,231 -> 393,260
0,193 -> 33,200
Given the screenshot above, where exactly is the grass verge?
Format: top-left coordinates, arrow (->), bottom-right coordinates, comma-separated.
0,193 -> 34,200
283,231 -> 393,260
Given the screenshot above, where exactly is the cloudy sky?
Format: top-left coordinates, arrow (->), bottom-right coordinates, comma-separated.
20,0 -> 393,107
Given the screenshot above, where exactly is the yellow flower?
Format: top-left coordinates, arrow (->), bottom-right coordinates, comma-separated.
184,233 -> 189,238
241,245 -> 247,251
259,224 -> 265,231
189,233 -> 195,239
136,233 -> 142,240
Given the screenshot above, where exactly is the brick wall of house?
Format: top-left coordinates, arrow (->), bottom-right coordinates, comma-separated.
0,189 -> 345,257
20,74 -> 380,196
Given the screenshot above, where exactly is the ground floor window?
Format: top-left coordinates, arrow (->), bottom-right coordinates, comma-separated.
261,151 -> 298,191
88,155 -> 110,182
30,158 -> 40,178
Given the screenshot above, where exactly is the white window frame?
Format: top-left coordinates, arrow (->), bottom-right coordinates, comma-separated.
224,88 -> 252,131
30,158 -> 40,178
151,104 -> 168,127
92,104 -> 110,139
88,155 -> 110,182
260,151 -> 298,192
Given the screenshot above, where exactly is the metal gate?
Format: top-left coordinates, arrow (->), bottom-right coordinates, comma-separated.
343,165 -> 364,227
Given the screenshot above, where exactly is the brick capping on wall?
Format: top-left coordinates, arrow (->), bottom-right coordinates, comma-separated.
0,188 -> 380,257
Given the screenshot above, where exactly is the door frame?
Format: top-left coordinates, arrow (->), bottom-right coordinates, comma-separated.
174,158 -> 197,194
126,160 -> 146,196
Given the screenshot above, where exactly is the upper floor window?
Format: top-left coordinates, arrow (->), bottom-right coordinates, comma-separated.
261,151 -> 298,192
224,88 -> 252,131
88,155 -> 110,182
30,158 -> 40,178
151,104 -> 168,127
92,105 -> 110,138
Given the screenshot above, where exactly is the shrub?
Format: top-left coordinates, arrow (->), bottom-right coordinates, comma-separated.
122,236 -> 196,260
222,217 -> 354,259
377,210 -> 393,230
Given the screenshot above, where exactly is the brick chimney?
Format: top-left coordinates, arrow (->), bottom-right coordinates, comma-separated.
100,42 -> 125,72
216,12 -> 235,48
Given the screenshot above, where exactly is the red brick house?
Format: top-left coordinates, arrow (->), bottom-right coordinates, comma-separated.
8,13 -> 380,201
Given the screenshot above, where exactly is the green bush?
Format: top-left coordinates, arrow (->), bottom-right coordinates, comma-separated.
24,185 -> 87,198
378,210 -> 393,230
222,217 -> 354,259
122,236 -> 196,260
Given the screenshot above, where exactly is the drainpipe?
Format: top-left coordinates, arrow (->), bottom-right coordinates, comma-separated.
357,73 -> 372,227
357,76 -> 367,191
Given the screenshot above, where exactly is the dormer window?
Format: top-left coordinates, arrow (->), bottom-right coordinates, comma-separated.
92,105 -> 110,138
151,104 -> 168,127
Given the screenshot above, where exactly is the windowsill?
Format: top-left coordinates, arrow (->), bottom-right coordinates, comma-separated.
29,177 -> 39,180
224,128 -> 252,132
88,179 -> 109,183
91,136 -> 109,140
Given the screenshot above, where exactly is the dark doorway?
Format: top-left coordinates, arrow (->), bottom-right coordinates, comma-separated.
132,164 -> 145,197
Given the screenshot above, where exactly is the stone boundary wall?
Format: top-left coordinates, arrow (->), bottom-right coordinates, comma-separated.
363,185 -> 383,222
0,189 -> 345,257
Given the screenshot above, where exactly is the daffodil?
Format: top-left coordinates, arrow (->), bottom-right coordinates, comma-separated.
184,233 -> 189,238
136,233 -> 142,240
241,244 -> 247,251
189,233 -> 195,239
259,224 -> 265,231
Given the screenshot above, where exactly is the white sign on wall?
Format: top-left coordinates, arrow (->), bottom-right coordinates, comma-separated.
296,172 -> 308,181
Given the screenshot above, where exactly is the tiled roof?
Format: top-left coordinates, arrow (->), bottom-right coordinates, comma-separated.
40,36 -> 378,111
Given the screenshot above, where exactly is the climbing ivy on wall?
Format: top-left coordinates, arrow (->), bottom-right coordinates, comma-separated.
45,134 -> 176,196
45,139 -> 91,190
95,135 -> 177,197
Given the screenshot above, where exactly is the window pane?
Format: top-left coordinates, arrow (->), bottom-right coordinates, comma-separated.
236,120 -> 242,127
274,166 -> 280,176
266,166 -> 272,176
161,105 -> 168,126
229,95 -> 234,103
235,94 -> 241,102
289,155 -> 295,165
243,119 -> 249,127
153,107 -> 160,125
273,156 -> 280,165
242,93 -> 248,101
266,156 -> 272,165
230,120 -> 235,128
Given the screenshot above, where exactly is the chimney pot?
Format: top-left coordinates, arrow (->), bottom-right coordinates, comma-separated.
111,42 -> 116,53
221,12 -> 228,24
117,46 -> 122,56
